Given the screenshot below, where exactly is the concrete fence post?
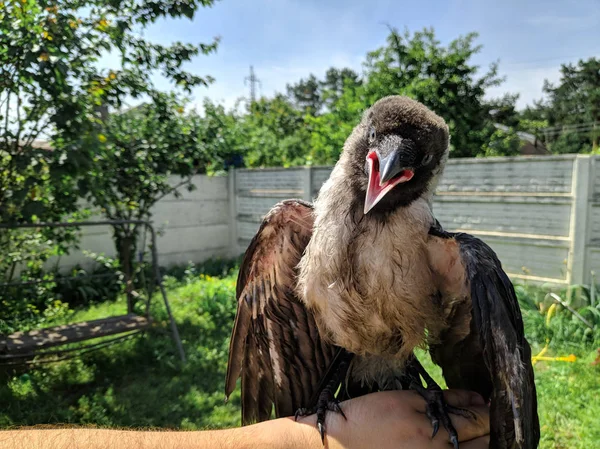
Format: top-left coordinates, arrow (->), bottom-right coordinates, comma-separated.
228,168 -> 238,258
567,155 -> 592,285
303,166 -> 313,202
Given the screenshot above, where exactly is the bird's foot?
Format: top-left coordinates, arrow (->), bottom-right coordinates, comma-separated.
405,355 -> 476,449
295,390 -> 347,443
413,384 -> 476,449
294,348 -> 354,445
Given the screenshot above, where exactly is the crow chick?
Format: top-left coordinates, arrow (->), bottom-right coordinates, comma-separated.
226,96 -> 540,449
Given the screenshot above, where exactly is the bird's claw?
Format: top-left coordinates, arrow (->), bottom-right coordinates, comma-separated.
294,398 -> 346,445
294,407 -> 310,422
450,434 -> 459,449
318,422 -> 325,444
328,398 -> 347,420
416,385 -> 463,448
294,349 -> 353,446
430,419 -> 439,438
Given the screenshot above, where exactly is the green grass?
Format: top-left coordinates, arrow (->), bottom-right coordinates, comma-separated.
413,347 -> 600,448
1,272 -> 599,448
0,273 -> 241,430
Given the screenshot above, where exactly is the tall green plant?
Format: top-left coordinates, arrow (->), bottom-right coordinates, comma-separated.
363,27 -> 505,158
522,58 -> 600,154
79,94 -> 208,308
1,0 -> 218,327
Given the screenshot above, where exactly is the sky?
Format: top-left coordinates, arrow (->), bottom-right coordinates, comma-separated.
130,0 -> 600,111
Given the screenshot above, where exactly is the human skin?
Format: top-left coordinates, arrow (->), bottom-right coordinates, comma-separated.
0,389 -> 490,449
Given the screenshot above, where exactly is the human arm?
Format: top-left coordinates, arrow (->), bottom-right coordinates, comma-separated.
0,420 -> 314,449
0,389 -> 490,449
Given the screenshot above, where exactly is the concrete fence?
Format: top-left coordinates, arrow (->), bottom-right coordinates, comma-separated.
59,175 -> 232,269
232,155 -> 600,286
64,155 -> 600,286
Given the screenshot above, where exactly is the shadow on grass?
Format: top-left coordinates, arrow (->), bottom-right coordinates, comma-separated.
0,318 -> 241,430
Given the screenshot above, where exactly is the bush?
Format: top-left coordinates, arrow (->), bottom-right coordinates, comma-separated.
53,253 -> 124,309
0,251 -> 125,335
161,258 -> 241,283
515,282 -> 600,349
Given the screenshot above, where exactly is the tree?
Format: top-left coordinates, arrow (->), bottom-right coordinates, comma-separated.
286,74 -> 322,115
481,127 -> 521,157
305,82 -> 367,165
0,0 -> 218,225
320,67 -> 362,110
80,93 -> 208,309
362,27 -> 504,157
527,58 -> 600,153
1,0 -> 218,322
300,28 -> 512,163
242,94 -> 310,167
286,68 -> 362,115
195,99 -> 247,173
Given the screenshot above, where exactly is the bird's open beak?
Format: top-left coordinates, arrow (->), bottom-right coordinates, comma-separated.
364,150 -> 414,214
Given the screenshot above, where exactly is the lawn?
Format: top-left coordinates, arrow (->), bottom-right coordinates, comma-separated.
1,269 -> 599,448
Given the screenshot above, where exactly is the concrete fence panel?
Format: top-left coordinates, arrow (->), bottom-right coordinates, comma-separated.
232,155 -> 599,285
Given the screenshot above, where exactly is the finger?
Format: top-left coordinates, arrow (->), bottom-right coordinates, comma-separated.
443,390 -> 486,407
456,435 -> 491,449
447,405 -> 490,442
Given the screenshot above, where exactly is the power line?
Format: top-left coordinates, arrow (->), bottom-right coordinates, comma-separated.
244,66 -> 262,105
542,121 -> 600,133
543,128 -> 599,137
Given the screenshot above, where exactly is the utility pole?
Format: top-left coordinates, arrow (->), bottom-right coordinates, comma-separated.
244,65 -> 261,106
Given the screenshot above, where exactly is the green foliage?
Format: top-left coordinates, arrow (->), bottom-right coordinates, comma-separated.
304,83 -> 367,164
286,74 -> 323,115
518,118 -> 549,138
81,93 -> 204,223
0,0 -> 218,328
0,0 -> 218,223
515,283 -> 600,349
524,57 -> 600,154
53,252 -> 124,309
1,272 -> 598,448
482,127 -> 522,157
231,27 -> 520,167
242,95 -> 310,167
320,68 -> 362,110
0,270 -> 240,429
0,229 -> 68,335
0,250 -> 124,335
78,92 -> 232,302
286,68 -> 362,116
161,258 -> 241,282
551,131 -> 590,155
195,99 -> 246,174
362,27 -> 504,158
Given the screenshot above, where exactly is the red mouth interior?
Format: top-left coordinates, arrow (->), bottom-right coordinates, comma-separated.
367,151 -> 414,187
364,151 -> 414,213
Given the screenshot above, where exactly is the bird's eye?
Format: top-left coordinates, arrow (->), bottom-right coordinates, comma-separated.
368,127 -> 376,142
422,154 -> 434,165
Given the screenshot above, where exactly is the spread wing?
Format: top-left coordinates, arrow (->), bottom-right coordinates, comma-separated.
225,200 -> 337,425
430,222 -> 540,449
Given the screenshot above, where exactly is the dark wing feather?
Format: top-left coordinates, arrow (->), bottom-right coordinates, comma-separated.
430,222 -> 539,449
456,233 -> 539,449
225,200 -> 337,425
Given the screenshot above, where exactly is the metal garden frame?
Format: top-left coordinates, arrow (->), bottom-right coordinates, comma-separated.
0,220 -> 185,365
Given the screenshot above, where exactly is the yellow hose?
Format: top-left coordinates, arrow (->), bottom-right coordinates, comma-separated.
531,303 -> 577,364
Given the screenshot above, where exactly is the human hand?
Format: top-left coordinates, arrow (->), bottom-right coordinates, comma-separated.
295,389 -> 490,449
